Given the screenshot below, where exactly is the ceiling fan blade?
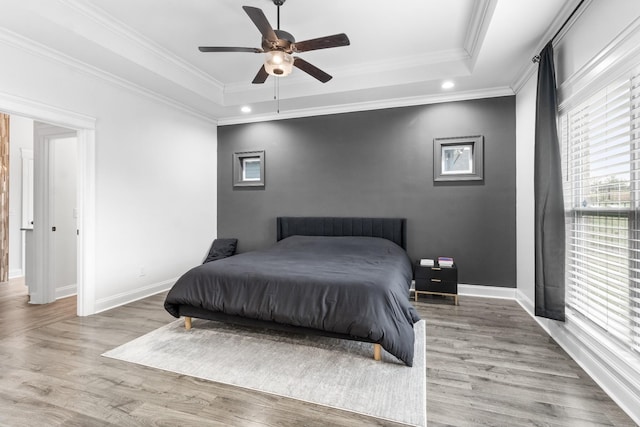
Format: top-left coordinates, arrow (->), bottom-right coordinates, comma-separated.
293,57 -> 332,83
293,33 -> 350,53
252,65 -> 269,84
242,6 -> 278,43
199,46 -> 262,53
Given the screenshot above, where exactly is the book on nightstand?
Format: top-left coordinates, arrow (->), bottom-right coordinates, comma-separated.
437,256 -> 454,267
419,258 -> 434,267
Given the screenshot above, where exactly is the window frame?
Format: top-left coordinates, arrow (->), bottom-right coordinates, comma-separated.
560,72 -> 640,357
233,150 -> 265,188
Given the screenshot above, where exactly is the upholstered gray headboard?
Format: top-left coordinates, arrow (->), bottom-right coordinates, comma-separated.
276,217 -> 407,250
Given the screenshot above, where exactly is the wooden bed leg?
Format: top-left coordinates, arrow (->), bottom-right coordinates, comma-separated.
373,343 -> 382,361
184,316 -> 192,330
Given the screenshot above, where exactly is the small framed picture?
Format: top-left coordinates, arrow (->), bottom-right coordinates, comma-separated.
233,150 -> 265,188
434,135 -> 483,182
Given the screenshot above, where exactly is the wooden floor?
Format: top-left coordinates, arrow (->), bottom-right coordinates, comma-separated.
0,279 -> 636,426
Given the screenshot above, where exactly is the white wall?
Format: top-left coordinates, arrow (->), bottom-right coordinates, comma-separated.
515,1 -> 640,423
8,115 -> 34,279
515,73 -> 536,308
0,35 -> 218,311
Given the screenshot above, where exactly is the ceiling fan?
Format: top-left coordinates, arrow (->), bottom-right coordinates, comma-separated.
198,0 -> 350,84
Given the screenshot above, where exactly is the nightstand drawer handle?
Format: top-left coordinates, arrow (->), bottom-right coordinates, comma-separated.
432,267 -> 441,271
431,278 -> 441,282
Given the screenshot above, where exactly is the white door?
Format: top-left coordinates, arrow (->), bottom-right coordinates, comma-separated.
52,137 -> 77,298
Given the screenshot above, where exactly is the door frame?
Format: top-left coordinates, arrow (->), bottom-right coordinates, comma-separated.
33,124 -> 77,303
0,91 -> 96,316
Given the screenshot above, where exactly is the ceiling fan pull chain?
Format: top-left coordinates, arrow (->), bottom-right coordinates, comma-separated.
276,78 -> 280,114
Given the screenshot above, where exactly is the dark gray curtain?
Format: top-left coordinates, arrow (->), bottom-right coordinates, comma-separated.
534,42 -> 565,321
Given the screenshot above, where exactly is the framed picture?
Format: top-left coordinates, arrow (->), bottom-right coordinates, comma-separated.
434,135 -> 484,182
233,150 -> 265,188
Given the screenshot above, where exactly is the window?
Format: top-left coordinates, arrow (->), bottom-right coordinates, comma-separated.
233,150 -> 265,188
561,69 -> 640,356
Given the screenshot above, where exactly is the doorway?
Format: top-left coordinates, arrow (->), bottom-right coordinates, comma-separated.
0,91 -> 96,316
31,122 -> 78,303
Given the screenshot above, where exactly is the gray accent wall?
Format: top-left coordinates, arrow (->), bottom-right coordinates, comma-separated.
218,96 -> 516,287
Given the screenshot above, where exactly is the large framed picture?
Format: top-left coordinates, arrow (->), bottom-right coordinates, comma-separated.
233,150 -> 265,188
434,135 -> 484,182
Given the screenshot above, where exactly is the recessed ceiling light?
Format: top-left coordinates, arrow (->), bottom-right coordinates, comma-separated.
241,106 -> 251,113
441,81 -> 455,89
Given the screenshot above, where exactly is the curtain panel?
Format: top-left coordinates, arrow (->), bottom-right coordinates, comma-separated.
534,42 -> 566,321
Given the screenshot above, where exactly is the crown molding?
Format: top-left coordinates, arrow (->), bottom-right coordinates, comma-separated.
218,86 -> 514,126
511,63 -> 537,95
58,0 -> 224,102
463,0 -> 497,69
0,28 -> 218,125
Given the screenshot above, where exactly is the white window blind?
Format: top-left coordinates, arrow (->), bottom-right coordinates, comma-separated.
561,68 -> 640,355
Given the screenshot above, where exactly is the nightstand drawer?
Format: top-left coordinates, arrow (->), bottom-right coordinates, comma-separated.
415,278 -> 457,294
414,266 -> 457,281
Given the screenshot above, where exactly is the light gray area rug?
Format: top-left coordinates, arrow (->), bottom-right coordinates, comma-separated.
103,318 -> 426,426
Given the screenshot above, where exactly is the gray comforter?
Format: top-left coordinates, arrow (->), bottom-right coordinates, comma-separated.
164,235 -> 420,366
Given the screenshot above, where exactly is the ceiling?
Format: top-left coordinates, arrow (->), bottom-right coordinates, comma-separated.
0,0 -> 580,124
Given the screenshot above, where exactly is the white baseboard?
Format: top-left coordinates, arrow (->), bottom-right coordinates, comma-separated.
458,283 -> 517,299
8,269 -> 24,279
515,290 -> 640,425
94,278 -> 177,314
55,284 -> 77,300
516,288 -> 534,315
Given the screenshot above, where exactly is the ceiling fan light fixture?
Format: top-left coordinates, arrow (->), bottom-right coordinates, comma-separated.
265,51 -> 294,77
198,4 -> 349,84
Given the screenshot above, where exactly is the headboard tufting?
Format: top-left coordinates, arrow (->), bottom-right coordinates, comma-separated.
276,217 -> 407,250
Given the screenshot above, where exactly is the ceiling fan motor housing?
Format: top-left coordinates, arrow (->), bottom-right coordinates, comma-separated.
262,29 -> 295,52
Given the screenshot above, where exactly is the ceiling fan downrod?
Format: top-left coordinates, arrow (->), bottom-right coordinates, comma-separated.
273,0 -> 285,30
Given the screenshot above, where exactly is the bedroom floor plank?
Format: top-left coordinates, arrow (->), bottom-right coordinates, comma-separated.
0,278 -> 76,340
0,280 -> 635,426
419,296 -> 636,427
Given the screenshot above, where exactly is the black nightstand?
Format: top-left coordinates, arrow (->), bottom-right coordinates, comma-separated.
414,262 -> 458,305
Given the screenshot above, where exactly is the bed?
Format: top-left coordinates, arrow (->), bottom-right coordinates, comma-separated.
164,217 -> 420,366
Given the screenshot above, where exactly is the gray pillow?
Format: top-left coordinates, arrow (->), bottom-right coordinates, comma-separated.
203,238 -> 237,264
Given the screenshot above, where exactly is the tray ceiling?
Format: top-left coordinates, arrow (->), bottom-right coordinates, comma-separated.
0,0 -> 580,123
